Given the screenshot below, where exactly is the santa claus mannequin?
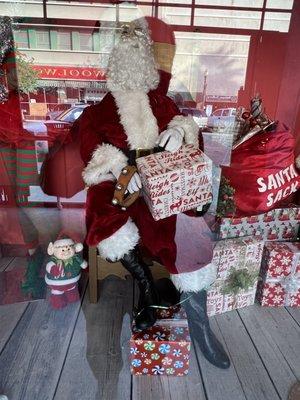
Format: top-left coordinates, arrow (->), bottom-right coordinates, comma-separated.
80,17 -> 230,369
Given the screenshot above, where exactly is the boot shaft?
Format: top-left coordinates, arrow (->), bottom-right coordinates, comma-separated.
181,289 -> 209,326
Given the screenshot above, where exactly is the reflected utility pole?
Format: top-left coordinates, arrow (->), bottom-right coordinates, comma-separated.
202,69 -> 208,111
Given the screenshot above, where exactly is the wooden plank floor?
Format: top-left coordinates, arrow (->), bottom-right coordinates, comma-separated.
0,275 -> 299,400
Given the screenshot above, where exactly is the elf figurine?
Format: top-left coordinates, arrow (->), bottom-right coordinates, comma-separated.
45,237 -> 87,309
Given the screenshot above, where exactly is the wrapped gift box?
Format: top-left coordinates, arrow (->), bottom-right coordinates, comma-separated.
207,237 -> 264,316
136,144 -> 212,221
130,317 -> 190,376
215,207 -> 300,241
256,242 -> 300,307
156,305 -> 187,320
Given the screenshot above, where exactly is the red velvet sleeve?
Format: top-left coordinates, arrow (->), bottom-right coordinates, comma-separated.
79,106 -> 104,166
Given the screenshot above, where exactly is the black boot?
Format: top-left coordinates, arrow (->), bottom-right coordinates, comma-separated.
120,248 -> 159,331
181,290 -> 230,369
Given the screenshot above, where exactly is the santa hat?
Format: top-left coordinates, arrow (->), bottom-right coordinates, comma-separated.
48,231 -> 83,255
135,16 -> 176,94
144,16 -> 176,75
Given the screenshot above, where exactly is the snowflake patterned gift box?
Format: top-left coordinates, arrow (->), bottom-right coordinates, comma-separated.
207,237 -> 264,316
136,144 -> 212,221
130,319 -> 191,376
256,242 -> 300,307
216,207 -> 300,241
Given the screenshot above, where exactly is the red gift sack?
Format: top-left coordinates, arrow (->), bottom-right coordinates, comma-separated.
222,124 -> 300,216
40,127 -> 85,198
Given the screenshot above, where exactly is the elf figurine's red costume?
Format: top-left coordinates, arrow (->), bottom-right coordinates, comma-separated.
45,237 -> 87,309
80,17 -> 230,369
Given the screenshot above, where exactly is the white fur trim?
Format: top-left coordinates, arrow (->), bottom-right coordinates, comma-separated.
81,260 -> 88,269
82,143 -> 128,186
296,155 -> 300,170
112,91 -> 159,150
74,243 -> 83,252
168,115 -> 199,147
51,289 -> 64,295
45,274 -> 80,286
97,218 -> 140,262
54,238 -> 74,247
170,263 -> 217,293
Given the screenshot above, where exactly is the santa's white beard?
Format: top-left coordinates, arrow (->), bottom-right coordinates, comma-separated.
106,35 -> 159,92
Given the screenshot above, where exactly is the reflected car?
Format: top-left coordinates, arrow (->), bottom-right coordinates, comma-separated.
23,119 -> 47,136
44,104 -> 89,142
45,103 -> 73,120
207,108 -> 236,129
179,107 -> 208,128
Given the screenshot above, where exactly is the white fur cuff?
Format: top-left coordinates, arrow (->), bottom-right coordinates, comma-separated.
170,263 -> 217,293
97,218 -> 140,262
168,115 -> 199,147
82,143 -> 128,186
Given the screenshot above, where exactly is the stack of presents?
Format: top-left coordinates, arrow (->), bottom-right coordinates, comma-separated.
130,104 -> 300,376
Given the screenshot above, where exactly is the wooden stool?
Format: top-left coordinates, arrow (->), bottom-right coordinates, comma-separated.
88,246 -> 169,303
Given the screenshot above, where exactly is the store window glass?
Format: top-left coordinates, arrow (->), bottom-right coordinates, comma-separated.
57,31 -> 72,51
195,0 -> 264,5
36,29 -> 50,49
79,32 -> 93,51
158,7 -> 191,25
194,9 -> 262,29
14,28 -> 29,48
263,12 -> 292,32
0,1 -> 300,398
266,0 -> 294,9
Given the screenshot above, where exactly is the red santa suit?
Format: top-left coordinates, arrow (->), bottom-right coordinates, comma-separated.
79,17 -> 216,292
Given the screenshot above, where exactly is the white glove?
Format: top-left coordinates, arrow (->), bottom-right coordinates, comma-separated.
156,126 -> 184,153
111,165 -> 142,194
127,172 -> 142,194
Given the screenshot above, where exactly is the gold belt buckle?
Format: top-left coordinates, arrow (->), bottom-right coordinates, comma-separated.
136,148 -> 154,158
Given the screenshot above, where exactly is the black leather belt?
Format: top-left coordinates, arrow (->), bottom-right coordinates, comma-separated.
127,147 -> 162,166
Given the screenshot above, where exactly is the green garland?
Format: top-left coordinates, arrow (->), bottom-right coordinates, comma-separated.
216,176 -> 236,218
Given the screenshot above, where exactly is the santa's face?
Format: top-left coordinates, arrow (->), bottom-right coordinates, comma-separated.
53,244 -> 75,260
106,20 -> 159,92
119,22 -> 147,48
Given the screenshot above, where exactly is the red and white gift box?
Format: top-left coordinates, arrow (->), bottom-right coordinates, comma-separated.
207,237 -> 264,316
216,207 -> 300,241
136,144 -> 212,221
130,315 -> 191,376
256,242 -> 300,307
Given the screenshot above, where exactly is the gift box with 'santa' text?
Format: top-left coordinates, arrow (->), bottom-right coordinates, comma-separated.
256,242 -> 300,307
207,237 -> 264,316
136,145 -> 212,221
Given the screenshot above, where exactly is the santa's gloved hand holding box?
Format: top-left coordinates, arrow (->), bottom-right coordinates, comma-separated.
45,237 -> 87,309
136,144 -> 213,221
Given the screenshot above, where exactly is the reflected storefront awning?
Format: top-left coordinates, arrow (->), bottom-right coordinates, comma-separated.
37,79 -> 107,90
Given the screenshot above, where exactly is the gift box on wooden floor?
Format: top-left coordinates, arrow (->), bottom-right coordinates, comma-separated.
256,242 -> 300,307
136,144 -> 212,221
207,237 -> 264,316
215,207 -> 300,241
156,304 -> 187,320
130,307 -> 190,376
